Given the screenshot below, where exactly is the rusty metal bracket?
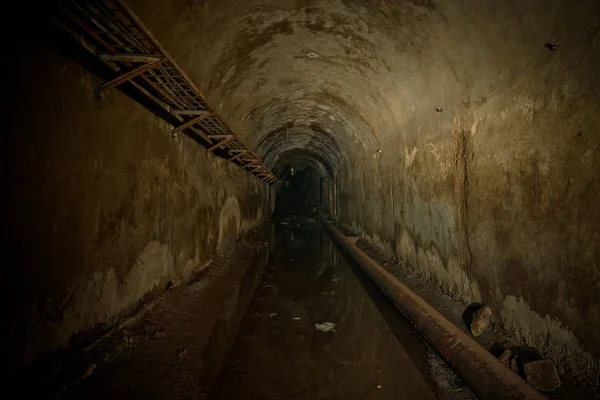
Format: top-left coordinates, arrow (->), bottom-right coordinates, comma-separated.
173,110 -> 211,116
98,57 -> 165,92
172,112 -> 211,137
206,135 -> 233,153
242,163 -> 260,170
228,150 -> 247,162
98,53 -> 162,63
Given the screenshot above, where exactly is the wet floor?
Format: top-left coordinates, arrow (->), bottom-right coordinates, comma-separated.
209,225 -> 442,400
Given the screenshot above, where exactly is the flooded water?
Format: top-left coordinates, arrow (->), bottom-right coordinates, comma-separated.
210,225 -> 441,399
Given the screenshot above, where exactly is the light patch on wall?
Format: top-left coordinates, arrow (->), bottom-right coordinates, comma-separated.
217,195 -> 241,253
21,241 -> 175,368
404,146 -> 418,169
514,96 -> 536,121
470,117 -> 479,136
582,145 -> 597,168
402,198 -> 456,261
425,143 -> 451,174
418,248 -> 477,303
395,227 -> 480,304
364,232 -> 394,258
222,65 -> 237,85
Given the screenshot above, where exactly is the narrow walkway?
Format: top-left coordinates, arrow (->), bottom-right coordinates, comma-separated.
210,225 -> 472,399
56,229 -> 271,400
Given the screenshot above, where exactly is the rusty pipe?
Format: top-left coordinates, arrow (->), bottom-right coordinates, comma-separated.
320,215 -> 546,400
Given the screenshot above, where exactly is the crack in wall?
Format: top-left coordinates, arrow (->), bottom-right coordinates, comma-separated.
454,128 -> 474,280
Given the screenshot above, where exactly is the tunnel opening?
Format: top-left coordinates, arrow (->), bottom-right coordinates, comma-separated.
274,163 -> 321,218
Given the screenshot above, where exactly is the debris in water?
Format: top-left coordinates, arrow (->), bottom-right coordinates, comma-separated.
268,313 -> 278,318
293,317 -> 301,320
376,385 -> 383,389
332,278 -> 340,282
315,322 -> 336,332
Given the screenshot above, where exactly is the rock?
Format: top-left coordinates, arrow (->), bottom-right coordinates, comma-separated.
524,360 -> 561,391
470,305 -> 493,336
499,349 -> 520,374
510,357 -> 519,373
499,349 -> 512,367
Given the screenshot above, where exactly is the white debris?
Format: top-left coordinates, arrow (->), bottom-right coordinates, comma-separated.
376,385 -> 383,389
268,313 -> 278,318
315,322 -> 336,332
293,317 -> 301,320
332,278 -> 340,282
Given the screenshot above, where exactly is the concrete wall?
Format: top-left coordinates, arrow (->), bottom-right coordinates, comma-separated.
6,37 -> 269,370
118,0 -> 598,382
337,0 -> 600,382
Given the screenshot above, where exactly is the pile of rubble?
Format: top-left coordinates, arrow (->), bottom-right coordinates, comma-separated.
468,304 -> 561,392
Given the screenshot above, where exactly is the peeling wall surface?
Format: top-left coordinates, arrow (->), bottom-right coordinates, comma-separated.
6,38 -> 268,369
119,0 -> 599,382
6,0 -> 599,384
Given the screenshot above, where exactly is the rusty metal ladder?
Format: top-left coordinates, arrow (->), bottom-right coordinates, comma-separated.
55,0 -> 277,183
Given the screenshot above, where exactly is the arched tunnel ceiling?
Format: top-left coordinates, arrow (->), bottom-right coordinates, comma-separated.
134,0 -> 433,175
205,1 -> 402,175
131,0 -> 598,177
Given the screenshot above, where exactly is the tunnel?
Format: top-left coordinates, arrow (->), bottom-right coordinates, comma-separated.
5,0 -> 600,398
